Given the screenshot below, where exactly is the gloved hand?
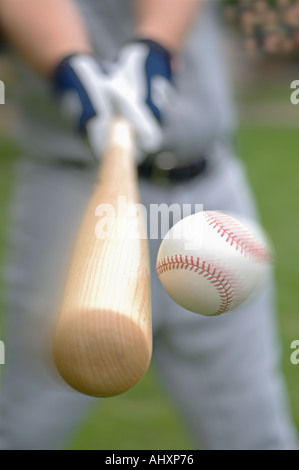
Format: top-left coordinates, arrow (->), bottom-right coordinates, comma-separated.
108,39 -> 174,160
52,53 -> 112,159
53,39 -> 174,162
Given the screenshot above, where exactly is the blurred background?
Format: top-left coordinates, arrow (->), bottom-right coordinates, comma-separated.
0,0 -> 299,450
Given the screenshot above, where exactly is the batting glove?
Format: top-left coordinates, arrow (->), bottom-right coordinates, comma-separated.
52,54 -> 112,159
53,40 -> 174,162
108,39 -> 174,161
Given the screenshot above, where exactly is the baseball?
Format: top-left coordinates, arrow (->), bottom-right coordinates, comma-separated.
156,210 -> 273,316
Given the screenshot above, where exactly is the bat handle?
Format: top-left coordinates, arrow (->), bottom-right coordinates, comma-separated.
108,116 -> 134,152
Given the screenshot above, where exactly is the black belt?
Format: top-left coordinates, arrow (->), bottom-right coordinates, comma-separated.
138,151 -> 208,184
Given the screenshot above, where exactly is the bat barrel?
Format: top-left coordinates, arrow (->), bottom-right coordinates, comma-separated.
53,309 -> 152,397
53,117 -> 152,397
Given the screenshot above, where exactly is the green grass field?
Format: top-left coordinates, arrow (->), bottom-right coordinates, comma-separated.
1,125 -> 299,449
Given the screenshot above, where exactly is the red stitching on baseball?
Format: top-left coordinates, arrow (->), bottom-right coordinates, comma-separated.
203,211 -> 271,262
156,255 -> 234,315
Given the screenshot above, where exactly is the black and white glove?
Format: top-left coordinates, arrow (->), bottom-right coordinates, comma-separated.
53,54 -> 112,158
53,39 -> 174,162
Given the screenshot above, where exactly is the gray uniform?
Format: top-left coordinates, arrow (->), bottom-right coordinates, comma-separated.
0,0 -> 297,450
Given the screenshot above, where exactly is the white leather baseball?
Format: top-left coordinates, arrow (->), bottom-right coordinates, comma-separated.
156,211 -> 273,316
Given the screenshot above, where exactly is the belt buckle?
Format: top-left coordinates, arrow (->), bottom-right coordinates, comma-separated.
151,151 -> 180,184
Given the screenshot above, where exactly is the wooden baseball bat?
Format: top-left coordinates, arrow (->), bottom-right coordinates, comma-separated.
53,117 -> 152,397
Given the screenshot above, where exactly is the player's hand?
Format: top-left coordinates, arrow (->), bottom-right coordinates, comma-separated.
108,39 -> 174,161
53,40 -> 174,162
52,54 -> 112,159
